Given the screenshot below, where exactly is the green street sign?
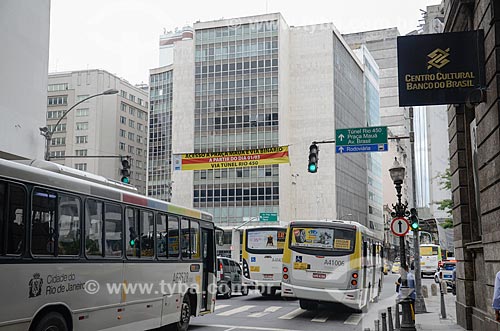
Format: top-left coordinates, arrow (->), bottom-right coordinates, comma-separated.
336,126 -> 388,146
259,212 -> 278,222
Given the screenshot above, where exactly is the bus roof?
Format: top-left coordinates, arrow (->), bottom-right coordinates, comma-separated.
0,158 -> 213,222
289,219 -> 374,236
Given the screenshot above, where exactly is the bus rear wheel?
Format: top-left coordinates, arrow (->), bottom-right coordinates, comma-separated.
299,299 -> 318,310
33,312 -> 68,331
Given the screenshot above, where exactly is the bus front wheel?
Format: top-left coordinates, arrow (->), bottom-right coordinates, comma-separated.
169,295 -> 191,331
33,312 -> 68,331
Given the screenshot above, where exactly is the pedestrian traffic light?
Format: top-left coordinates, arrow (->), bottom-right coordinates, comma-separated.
121,157 -> 131,184
410,208 -> 419,230
308,143 -> 319,173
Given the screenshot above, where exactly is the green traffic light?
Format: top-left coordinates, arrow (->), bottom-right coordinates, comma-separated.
121,177 -> 130,184
411,222 -> 419,230
308,163 -> 317,173
129,239 -> 135,246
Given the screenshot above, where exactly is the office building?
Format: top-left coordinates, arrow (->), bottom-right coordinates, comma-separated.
0,0 -> 50,160
46,70 -> 149,194
149,13 -> 375,230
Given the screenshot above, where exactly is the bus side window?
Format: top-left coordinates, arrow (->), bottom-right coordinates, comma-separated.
126,208 -> 140,258
105,203 -> 122,257
157,213 -> 167,259
191,221 -> 200,259
31,188 -> 57,256
140,210 -> 154,258
0,182 -> 26,256
85,199 -> 103,257
168,216 -> 179,259
181,219 -> 190,259
57,194 -> 80,256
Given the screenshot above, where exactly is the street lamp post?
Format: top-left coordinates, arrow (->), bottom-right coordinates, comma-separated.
40,89 -> 119,161
389,157 -> 416,331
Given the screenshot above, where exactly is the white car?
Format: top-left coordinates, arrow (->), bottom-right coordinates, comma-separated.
434,262 -> 456,286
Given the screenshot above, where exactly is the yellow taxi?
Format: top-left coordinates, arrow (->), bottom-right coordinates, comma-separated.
383,262 -> 390,275
391,261 -> 401,274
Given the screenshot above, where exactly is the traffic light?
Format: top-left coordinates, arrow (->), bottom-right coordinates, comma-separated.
121,157 -> 131,184
410,208 -> 419,230
308,143 -> 319,173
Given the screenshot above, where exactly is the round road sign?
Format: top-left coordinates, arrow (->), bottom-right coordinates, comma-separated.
390,217 -> 410,237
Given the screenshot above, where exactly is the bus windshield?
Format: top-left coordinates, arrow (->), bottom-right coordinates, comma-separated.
246,228 -> 286,253
290,226 -> 356,253
420,245 -> 439,256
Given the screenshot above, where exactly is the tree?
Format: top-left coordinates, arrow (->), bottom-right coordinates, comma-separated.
436,168 -> 453,229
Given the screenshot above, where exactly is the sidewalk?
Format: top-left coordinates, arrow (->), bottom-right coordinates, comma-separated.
415,288 -> 465,331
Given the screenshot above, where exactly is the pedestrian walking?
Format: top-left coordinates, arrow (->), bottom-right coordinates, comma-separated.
492,271 -> 500,322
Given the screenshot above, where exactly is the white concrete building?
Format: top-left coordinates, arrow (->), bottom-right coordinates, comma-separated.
0,0 -> 50,160
47,70 -> 149,194
149,13 -> 377,232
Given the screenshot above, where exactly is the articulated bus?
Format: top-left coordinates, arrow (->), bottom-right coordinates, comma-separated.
281,220 -> 383,311
241,226 -> 286,296
0,159 -> 216,331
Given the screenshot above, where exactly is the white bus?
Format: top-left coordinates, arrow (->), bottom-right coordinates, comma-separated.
420,244 -> 442,277
0,159 -> 216,331
281,220 -> 383,312
241,226 -> 286,296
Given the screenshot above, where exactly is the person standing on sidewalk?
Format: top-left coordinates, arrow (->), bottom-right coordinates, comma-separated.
493,270 -> 500,322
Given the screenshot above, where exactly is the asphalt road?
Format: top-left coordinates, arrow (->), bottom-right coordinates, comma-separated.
190,273 -> 423,331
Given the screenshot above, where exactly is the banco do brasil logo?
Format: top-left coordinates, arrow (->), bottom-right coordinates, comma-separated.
427,48 -> 451,70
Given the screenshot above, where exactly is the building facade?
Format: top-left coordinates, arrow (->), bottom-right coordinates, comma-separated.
444,0 -> 500,329
149,13 -> 373,230
47,70 -> 149,194
0,0 -> 50,160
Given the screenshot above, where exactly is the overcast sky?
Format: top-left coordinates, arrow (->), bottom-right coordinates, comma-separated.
49,0 -> 441,85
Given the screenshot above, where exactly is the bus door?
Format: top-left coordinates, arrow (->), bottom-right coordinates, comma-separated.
201,226 -> 215,311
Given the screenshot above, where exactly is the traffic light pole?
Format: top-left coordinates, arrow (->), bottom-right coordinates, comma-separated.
409,107 -> 427,314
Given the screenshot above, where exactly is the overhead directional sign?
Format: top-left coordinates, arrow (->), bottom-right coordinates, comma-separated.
260,212 -> 278,222
336,126 -> 388,154
390,217 -> 410,237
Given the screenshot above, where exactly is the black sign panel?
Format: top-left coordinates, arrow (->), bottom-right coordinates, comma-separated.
397,30 -> 485,106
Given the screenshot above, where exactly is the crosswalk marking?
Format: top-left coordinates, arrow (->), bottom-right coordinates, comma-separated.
248,306 -> 283,318
311,311 -> 330,323
278,308 -> 305,320
217,305 -> 256,316
344,313 -> 364,325
214,304 -> 231,311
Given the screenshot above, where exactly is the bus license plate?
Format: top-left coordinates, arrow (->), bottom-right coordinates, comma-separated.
312,273 -> 326,279
263,274 -> 274,280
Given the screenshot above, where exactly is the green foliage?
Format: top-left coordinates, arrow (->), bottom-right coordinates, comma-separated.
436,168 -> 453,228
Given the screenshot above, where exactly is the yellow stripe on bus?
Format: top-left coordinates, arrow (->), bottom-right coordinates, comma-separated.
282,227 -> 292,264
350,231 -> 362,270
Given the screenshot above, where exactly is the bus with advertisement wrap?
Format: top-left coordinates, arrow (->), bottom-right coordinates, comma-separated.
0,158 -> 216,331
241,225 -> 286,296
281,220 -> 383,311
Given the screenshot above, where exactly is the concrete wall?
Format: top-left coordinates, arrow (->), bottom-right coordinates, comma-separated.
0,0 -> 50,160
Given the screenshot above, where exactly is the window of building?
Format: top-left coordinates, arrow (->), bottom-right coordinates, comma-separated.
48,83 -> 68,92
76,122 -> 89,130
128,132 -> 135,141
47,110 -> 63,119
136,160 -> 142,168
76,136 -> 88,144
76,108 -> 89,117
50,137 -> 65,146
76,94 -> 89,102
120,129 -> 126,138
120,116 -> 126,124
129,94 -> 136,102
120,103 -> 127,112
120,90 -> 127,98
137,98 -> 143,106
119,142 -> 126,151
129,107 -> 136,116
137,123 -> 142,131
129,119 -> 135,128
128,145 -> 135,154
137,148 -> 142,156
47,96 -> 67,106
137,110 -> 144,119
137,135 -> 143,144
49,150 -> 65,158
75,163 -> 87,171
75,149 -> 87,156
47,123 -> 66,132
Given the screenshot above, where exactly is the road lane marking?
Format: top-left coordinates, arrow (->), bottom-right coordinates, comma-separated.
278,308 -> 305,319
192,324 -> 303,331
248,306 -> 282,317
217,305 -> 256,316
311,311 -> 330,323
344,313 -> 364,325
214,304 -> 231,311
